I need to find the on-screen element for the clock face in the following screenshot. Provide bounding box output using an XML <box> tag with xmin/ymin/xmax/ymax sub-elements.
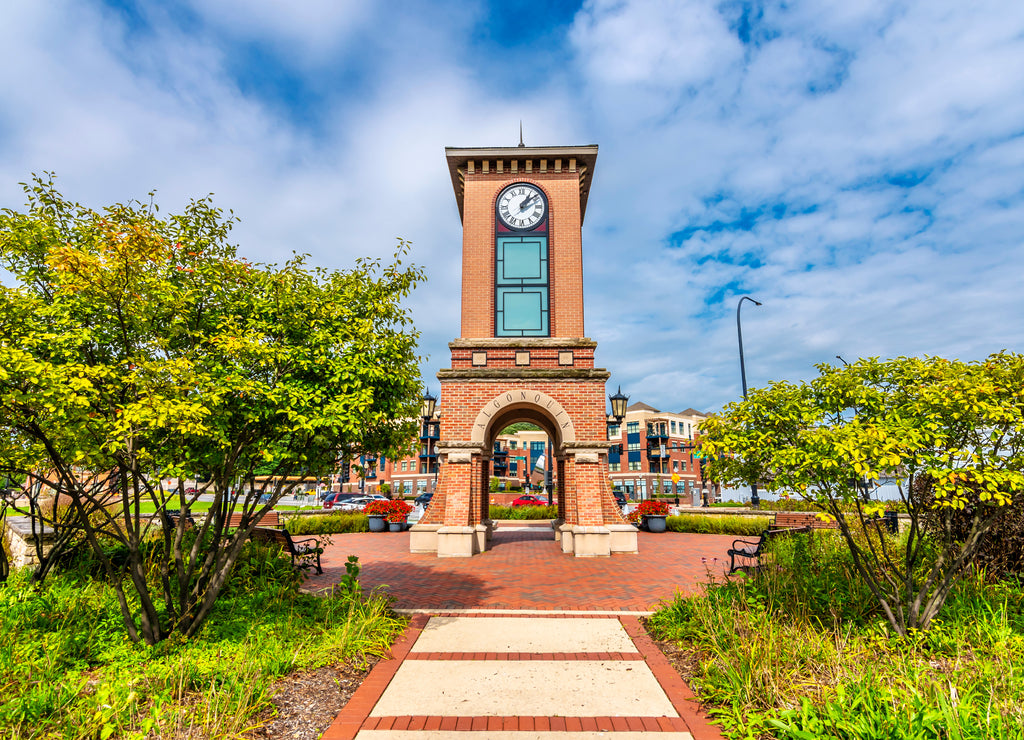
<box><xmin>497</xmin><ymin>183</ymin><xmax>547</xmax><ymax>231</ymax></box>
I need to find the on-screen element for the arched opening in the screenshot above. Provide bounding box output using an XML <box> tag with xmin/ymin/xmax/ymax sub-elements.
<box><xmin>481</xmin><ymin>405</ymin><xmax>562</xmax><ymax>527</ymax></box>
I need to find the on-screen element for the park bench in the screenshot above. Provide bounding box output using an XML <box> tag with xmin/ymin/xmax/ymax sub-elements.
<box><xmin>228</xmin><ymin>511</ymin><xmax>282</xmax><ymax>529</ymax></box>
<box><xmin>771</xmin><ymin>511</ymin><xmax>838</xmax><ymax>530</ymax></box>
<box><xmin>726</xmin><ymin>512</ymin><xmax>836</xmax><ymax>574</ymax></box>
<box><xmin>249</xmin><ymin>527</ymin><xmax>324</xmax><ymax>574</ymax></box>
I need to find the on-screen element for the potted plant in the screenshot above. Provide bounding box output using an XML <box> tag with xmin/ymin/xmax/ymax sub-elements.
<box><xmin>385</xmin><ymin>500</ymin><xmax>413</xmax><ymax>532</ymax></box>
<box><xmin>628</xmin><ymin>499</ymin><xmax>671</xmax><ymax>533</ymax></box>
<box><xmin>364</xmin><ymin>500</ymin><xmax>391</xmax><ymax>532</ymax></box>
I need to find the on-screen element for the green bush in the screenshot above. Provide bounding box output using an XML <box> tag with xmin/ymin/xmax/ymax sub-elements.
<box><xmin>666</xmin><ymin>514</ymin><xmax>770</xmax><ymax>536</ymax></box>
<box><xmin>489</xmin><ymin>504</ymin><xmax>557</xmax><ymax>520</ymax></box>
<box><xmin>284</xmin><ymin>512</ymin><xmax>369</xmax><ymax>535</ymax></box>
<box><xmin>646</xmin><ymin>531</ymin><xmax>1024</xmax><ymax>739</ymax></box>
<box><xmin>0</xmin><ymin>552</ymin><xmax>404</xmax><ymax>739</ymax></box>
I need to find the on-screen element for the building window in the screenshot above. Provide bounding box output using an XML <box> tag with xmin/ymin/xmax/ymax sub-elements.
<box><xmin>626</xmin><ymin>421</ymin><xmax>639</xmax><ymax>435</ymax></box>
<box><xmin>607</xmin><ymin>423</ymin><xmax>620</xmax><ymax>439</ymax></box>
<box><xmin>510</xmin><ymin>441</ymin><xmax>517</xmax><ymax>450</ymax></box>
<box><xmin>670</xmin><ymin>420</ymin><xmax>677</xmax><ymax>433</ymax></box>
<box><xmin>627</xmin><ymin>441</ymin><xmax>641</xmax><ymax>451</ymax></box>
<box><xmin>609</xmin><ymin>462</ymin><xmax>620</xmax><ymax>472</ymax></box>
<box><xmin>628</xmin><ymin>461</ymin><xmax>640</xmax><ymax>471</ymax></box>
<box><xmin>673</xmin><ymin>460</ymin><xmax>679</xmax><ymax>471</ymax></box>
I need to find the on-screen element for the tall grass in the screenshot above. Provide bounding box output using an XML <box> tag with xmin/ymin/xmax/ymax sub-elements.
<box><xmin>0</xmin><ymin>541</ymin><xmax>405</xmax><ymax>739</ymax></box>
<box><xmin>647</xmin><ymin>531</ymin><xmax>1024</xmax><ymax>739</ymax></box>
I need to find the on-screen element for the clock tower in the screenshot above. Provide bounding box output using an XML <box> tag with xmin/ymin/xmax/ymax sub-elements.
<box><xmin>409</xmin><ymin>144</ymin><xmax>638</xmax><ymax>557</ymax></box>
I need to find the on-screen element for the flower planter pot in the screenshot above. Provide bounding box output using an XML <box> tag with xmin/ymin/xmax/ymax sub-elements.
<box><xmin>644</xmin><ymin>515</ymin><xmax>668</xmax><ymax>533</ymax></box>
<box><xmin>368</xmin><ymin>515</ymin><xmax>387</xmax><ymax>532</ymax></box>
<box><xmin>388</xmin><ymin>520</ymin><xmax>406</xmax><ymax>532</ymax></box>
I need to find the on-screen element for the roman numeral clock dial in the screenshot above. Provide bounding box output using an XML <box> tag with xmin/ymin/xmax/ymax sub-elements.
<box><xmin>497</xmin><ymin>183</ymin><xmax>547</xmax><ymax>231</ymax></box>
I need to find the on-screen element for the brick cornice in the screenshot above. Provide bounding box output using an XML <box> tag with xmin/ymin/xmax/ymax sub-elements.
<box><xmin>450</xmin><ymin>337</ymin><xmax>598</xmax><ymax>349</ymax></box>
<box><xmin>437</xmin><ymin>368</ymin><xmax>611</xmax><ymax>381</ymax></box>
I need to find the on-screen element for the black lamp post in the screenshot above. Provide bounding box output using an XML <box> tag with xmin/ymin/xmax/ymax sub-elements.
<box><xmin>421</xmin><ymin>390</ymin><xmax>437</xmax><ymax>493</ymax></box>
<box><xmin>609</xmin><ymin>386</ymin><xmax>629</xmax><ymax>422</ymax></box>
<box><xmin>737</xmin><ymin>295</ymin><xmax>762</xmax><ymax>507</ymax></box>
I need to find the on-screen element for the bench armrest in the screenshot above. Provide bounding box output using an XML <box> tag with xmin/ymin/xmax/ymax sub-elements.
<box><xmin>290</xmin><ymin>536</ymin><xmax>320</xmax><ymax>548</ymax></box>
<box><xmin>731</xmin><ymin>537</ymin><xmax>762</xmax><ymax>549</ymax></box>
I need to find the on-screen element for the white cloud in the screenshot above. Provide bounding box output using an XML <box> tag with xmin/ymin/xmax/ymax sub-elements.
<box><xmin>1</xmin><ymin>0</ymin><xmax>1022</xmax><ymax>414</ymax></box>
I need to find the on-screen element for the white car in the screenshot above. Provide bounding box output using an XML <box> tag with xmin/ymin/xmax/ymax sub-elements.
<box><xmin>336</xmin><ymin>494</ymin><xmax>386</xmax><ymax>511</ymax></box>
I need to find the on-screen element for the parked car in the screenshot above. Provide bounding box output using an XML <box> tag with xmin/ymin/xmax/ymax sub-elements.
<box><xmin>336</xmin><ymin>495</ymin><xmax>382</xmax><ymax>511</ymax></box>
<box><xmin>414</xmin><ymin>492</ymin><xmax>433</xmax><ymax>506</ymax></box>
<box><xmin>613</xmin><ymin>491</ymin><xmax>627</xmax><ymax>507</ymax></box>
<box><xmin>511</xmin><ymin>494</ymin><xmax>547</xmax><ymax>507</ymax></box>
<box><xmin>321</xmin><ymin>492</ymin><xmax>351</xmax><ymax>509</ymax></box>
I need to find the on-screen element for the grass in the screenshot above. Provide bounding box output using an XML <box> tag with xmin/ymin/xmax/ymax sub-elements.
<box><xmin>646</xmin><ymin>530</ymin><xmax>1024</xmax><ymax>739</ymax></box>
<box><xmin>0</xmin><ymin>541</ymin><xmax>404</xmax><ymax>739</ymax></box>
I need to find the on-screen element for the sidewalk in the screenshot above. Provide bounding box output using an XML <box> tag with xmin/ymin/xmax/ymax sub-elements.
<box><xmin>321</xmin><ymin>613</ymin><xmax>724</xmax><ymax>740</ymax></box>
<box><xmin>310</xmin><ymin>525</ymin><xmax>732</xmax><ymax>738</ymax></box>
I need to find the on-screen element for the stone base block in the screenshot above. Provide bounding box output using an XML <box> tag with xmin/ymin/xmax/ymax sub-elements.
<box><xmin>571</xmin><ymin>525</ymin><xmax>611</xmax><ymax>557</ymax></box>
<box><xmin>435</xmin><ymin>525</ymin><xmax>490</xmax><ymax>557</ymax></box>
<box><xmin>558</xmin><ymin>523</ymin><xmax>574</xmax><ymax>553</ymax></box>
<box><xmin>608</xmin><ymin>524</ymin><xmax>639</xmax><ymax>554</ymax></box>
<box><xmin>408</xmin><ymin>523</ymin><xmax>442</xmax><ymax>554</ymax></box>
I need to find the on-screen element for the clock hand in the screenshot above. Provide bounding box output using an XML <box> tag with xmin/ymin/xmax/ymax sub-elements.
<box><xmin>520</xmin><ymin>193</ymin><xmax>538</xmax><ymax>210</ymax></box>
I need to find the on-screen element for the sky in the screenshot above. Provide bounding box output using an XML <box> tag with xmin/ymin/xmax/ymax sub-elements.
<box><xmin>1</xmin><ymin>0</ymin><xmax>1022</xmax><ymax>415</ymax></box>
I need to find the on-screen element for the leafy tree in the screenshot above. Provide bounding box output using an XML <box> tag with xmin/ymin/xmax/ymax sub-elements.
<box><xmin>700</xmin><ymin>353</ymin><xmax>1024</xmax><ymax>634</ymax></box>
<box><xmin>0</xmin><ymin>175</ymin><xmax>424</xmax><ymax>644</ymax></box>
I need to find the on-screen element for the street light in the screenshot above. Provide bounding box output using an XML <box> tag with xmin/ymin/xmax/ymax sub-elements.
<box><xmin>737</xmin><ymin>295</ymin><xmax>762</xmax><ymax>507</ymax></box>
<box><xmin>421</xmin><ymin>389</ymin><xmax>438</xmax><ymax>494</ymax></box>
<box><xmin>609</xmin><ymin>386</ymin><xmax>629</xmax><ymax>422</ymax></box>
<box><xmin>421</xmin><ymin>389</ymin><xmax>437</xmax><ymax>420</ymax></box>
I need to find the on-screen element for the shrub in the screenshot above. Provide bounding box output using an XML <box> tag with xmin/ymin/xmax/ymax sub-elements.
<box><xmin>666</xmin><ymin>514</ymin><xmax>770</xmax><ymax>536</ymax></box>
<box><xmin>284</xmin><ymin>512</ymin><xmax>369</xmax><ymax>535</ymax></box>
<box><xmin>916</xmin><ymin>475</ymin><xmax>1024</xmax><ymax>577</ymax></box>
<box><xmin>489</xmin><ymin>504</ymin><xmax>557</xmax><ymax>520</ymax></box>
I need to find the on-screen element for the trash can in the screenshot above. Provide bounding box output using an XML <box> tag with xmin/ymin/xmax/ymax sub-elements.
<box><xmin>883</xmin><ymin>510</ymin><xmax>898</xmax><ymax>534</ymax></box>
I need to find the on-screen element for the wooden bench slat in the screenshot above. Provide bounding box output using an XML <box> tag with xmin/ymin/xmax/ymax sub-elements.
<box><xmin>228</xmin><ymin>511</ymin><xmax>282</xmax><ymax>529</ymax></box>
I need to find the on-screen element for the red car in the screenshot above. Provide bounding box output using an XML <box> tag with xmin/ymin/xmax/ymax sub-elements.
<box><xmin>511</xmin><ymin>494</ymin><xmax>547</xmax><ymax>507</ymax></box>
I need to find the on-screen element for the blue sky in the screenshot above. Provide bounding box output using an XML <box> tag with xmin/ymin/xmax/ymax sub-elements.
<box><xmin>2</xmin><ymin>0</ymin><xmax>1022</xmax><ymax>413</ymax></box>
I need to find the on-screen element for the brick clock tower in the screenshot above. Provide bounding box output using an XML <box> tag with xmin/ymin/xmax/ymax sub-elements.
<box><xmin>409</xmin><ymin>144</ymin><xmax>638</xmax><ymax>557</ymax></box>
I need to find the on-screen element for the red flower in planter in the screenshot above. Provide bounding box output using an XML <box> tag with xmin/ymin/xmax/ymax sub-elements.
<box><xmin>385</xmin><ymin>500</ymin><xmax>412</xmax><ymax>523</ymax></box>
<box><xmin>627</xmin><ymin>499</ymin><xmax>671</xmax><ymax>525</ymax></box>
<box><xmin>365</xmin><ymin>499</ymin><xmax>413</xmax><ymax>522</ymax></box>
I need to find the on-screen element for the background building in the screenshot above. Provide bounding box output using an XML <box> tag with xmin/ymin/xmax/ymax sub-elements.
<box><xmin>607</xmin><ymin>402</ymin><xmax>718</xmax><ymax>504</ymax></box>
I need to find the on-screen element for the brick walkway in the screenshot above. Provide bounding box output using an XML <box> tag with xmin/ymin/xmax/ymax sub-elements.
<box><xmin>304</xmin><ymin>523</ymin><xmax>735</xmax><ymax>612</ymax></box>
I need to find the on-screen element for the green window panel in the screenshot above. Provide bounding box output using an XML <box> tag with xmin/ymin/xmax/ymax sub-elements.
<box><xmin>496</xmin><ymin>287</ymin><xmax>549</xmax><ymax>336</ymax></box>
<box><xmin>496</xmin><ymin>236</ymin><xmax>547</xmax><ymax>284</ymax></box>
<box><xmin>495</xmin><ymin>234</ymin><xmax>549</xmax><ymax>336</ymax></box>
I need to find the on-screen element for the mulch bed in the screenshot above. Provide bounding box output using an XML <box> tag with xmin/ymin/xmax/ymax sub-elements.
<box><xmin>248</xmin><ymin>657</ymin><xmax>379</xmax><ymax>740</ymax></box>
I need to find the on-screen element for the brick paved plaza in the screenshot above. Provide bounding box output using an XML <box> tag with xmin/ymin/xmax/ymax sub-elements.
<box><xmin>304</xmin><ymin>523</ymin><xmax>736</xmax><ymax>612</ymax></box>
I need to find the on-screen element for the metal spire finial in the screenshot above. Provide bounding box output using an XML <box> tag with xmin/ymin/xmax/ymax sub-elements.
<box><xmin>518</xmin><ymin>121</ymin><xmax>525</xmax><ymax>147</ymax></box>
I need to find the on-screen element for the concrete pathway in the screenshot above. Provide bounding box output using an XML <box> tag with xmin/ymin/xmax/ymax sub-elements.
<box><xmin>311</xmin><ymin>523</ymin><xmax>732</xmax><ymax>738</ymax></box>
